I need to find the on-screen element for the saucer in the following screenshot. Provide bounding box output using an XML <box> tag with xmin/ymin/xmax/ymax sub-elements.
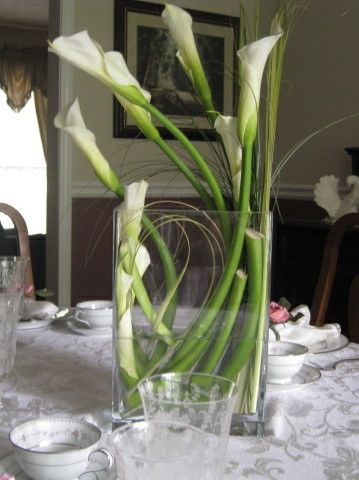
<box><xmin>66</xmin><ymin>318</ymin><xmax>112</xmax><ymax>337</ymax></box>
<box><xmin>0</xmin><ymin>451</ymin><xmax>118</xmax><ymax>479</ymax></box>
<box><xmin>308</xmin><ymin>334</ymin><xmax>349</xmax><ymax>354</ymax></box>
<box><xmin>17</xmin><ymin>308</ymin><xmax>73</xmax><ymax>331</ymax></box>
<box><xmin>267</xmin><ymin>364</ymin><xmax>321</xmax><ymax>391</ymax></box>
<box><xmin>17</xmin><ymin>317</ymin><xmax>54</xmax><ymax>331</ymax></box>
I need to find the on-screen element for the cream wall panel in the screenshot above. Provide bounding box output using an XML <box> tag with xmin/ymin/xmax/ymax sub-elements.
<box><xmin>276</xmin><ymin>0</ymin><xmax>359</xmax><ymax>188</ymax></box>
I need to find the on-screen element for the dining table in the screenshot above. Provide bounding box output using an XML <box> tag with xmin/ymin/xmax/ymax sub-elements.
<box><xmin>0</xmin><ymin>318</ymin><xmax>358</xmax><ymax>479</ymax></box>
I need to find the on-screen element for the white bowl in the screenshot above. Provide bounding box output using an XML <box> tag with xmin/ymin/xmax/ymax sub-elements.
<box><xmin>10</xmin><ymin>418</ymin><xmax>103</xmax><ymax>480</ymax></box>
<box><xmin>267</xmin><ymin>341</ymin><xmax>308</xmax><ymax>384</ymax></box>
<box><xmin>74</xmin><ymin>300</ymin><xmax>113</xmax><ymax>329</ymax></box>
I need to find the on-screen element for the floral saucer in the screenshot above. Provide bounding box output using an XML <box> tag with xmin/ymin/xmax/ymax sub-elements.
<box><xmin>267</xmin><ymin>364</ymin><xmax>321</xmax><ymax>391</ymax></box>
<box><xmin>0</xmin><ymin>451</ymin><xmax>118</xmax><ymax>479</ymax></box>
<box><xmin>66</xmin><ymin>318</ymin><xmax>112</xmax><ymax>337</ymax></box>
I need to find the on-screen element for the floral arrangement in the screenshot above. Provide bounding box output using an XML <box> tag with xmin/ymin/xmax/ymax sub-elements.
<box><xmin>48</xmin><ymin>2</ymin><xmax>305</xmax><ymax>421</ymax></box>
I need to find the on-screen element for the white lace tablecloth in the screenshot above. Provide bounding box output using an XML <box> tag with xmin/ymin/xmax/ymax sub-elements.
<box><xmin>1</xmin><ymin>321</ymin><xmax>358</xmax><ymax>479</ymax></box>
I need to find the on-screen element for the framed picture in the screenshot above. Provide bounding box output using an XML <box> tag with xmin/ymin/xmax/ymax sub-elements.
<box><xmin>113</xmin><ymin>0</ymin><xmax>239</xmax><ymax>139</ymax></box>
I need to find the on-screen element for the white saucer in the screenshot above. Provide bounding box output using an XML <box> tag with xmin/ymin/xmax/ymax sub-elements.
<box><xmin>66</xmin><ymin>318</ymin><xmax>112</xmax><ymax>337</ymax></box>
<box><xmin>308</xmin><ymin>334</ymin><xmax>349</xmax><ymax>354</ymax></box>
<box><xmin>17</xmin><ymin>317</ymin><xmax>54</xmax><ymax>330</ymax></box>
<box><xmin>267</xmin><ymin>364</ymin><xmax>321</xmax><ymax>391</ymax></box>
<box><xmin>0</xmin><ymin>450</ymin><xmax>118</xmax><ymax>479</ymax></box>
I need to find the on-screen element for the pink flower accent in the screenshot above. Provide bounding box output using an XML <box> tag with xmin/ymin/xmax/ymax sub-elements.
<box><xmin>0</xmin><ymin>474</ymin><xmax>16</xmax><ymax>480</ymax></box>
<box><xmin>24</xmin><ymin>283</ymin><xmax>34</xmax><ymax>295</ymax></box>
<box><xmin>269</xmin><ymin>301</ymin><xmax>291</xmax><ymax>324</ymax></box>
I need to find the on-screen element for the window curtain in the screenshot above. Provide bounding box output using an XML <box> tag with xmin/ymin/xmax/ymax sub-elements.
<box><xmin>0</xmin><ymin>46</ymin><xmax>48</xmax><ymax>159</ymax></box>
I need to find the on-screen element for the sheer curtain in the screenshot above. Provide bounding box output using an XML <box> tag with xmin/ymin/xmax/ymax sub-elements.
<box><xmin>0</xmin><ymin>46</ymin><xmax>48</xmax><ymax>234</ymax></box>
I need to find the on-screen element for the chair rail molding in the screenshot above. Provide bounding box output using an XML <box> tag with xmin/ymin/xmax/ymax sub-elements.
<box><xmin>72</xmin><ymin>182</ymin><xmax>316</xmax><ymax>200</ymax></box>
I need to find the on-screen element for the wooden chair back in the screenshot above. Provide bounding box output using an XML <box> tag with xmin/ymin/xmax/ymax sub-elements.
<box><xmin>0</xmin><ymin>202</ymin><xmax>35</xmax><ymax>298</ymax></box>
<box><xmin>310</xmin><ymin>213</ymin><xmax>359</xmax><ymax>337</ymax></box>
<box><xmin>348</xmin><ymin>274</ymin><xmax>359</xmax><ymax>343</ymax></box>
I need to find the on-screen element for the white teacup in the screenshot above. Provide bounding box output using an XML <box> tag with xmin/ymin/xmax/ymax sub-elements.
<box><xmin>74</xmin><ymin>300</ymin><xmax>113</xmax><ymax>329</ymax></box>
<box><xmin>10</xmin><ymin>417</ymin><xmax>113</xmax><ymax>480</ymax></box>
<box><xmin>267</xmin><ymin>340</ymin><xmax>308</xmax><ymax>384</ymax></box>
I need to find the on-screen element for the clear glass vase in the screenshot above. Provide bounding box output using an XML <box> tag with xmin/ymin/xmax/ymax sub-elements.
<box><xmin>112</xmin><ymin>208</ymin><xmax>271</xmax><ymax>436</ymax></box>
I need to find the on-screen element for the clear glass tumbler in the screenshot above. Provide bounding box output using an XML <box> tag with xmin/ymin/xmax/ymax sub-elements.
<box><xmin>110</xmin><ymin>420</ymin><xmax>210</xmax><ymax>480</ymax></box>
<box><xmin>0</xmin><ymin>256</ymin><xmax>28</xmax><ymax>379</ymax></box>
<box><xmin>138</xmin><ymin>372</ymin><xmax>238</xmax><ymax>479</ymax></box>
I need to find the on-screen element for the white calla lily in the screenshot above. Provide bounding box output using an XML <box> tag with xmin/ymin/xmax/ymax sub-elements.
<box><xmin>49</xmin><ymin>31</ymin><xmax>150</xmax><ymax>107</ymax></box>
<box><xmin>116</xmin><ymin>181</ymin><xmax>173</xmax><ymax>341</ymax></box>
<box><xmin>104</xmin><ymin>52</ymin><xmax>159</xmax><ymax>140</ymax></box>
<box><xmin>237</xmin><ymin>31</ymin><xmax>282</xmax><ymax>145</ymax></box>
<box><xmin>49</xmin><ymin>31</ymin><xmax>106</xmax><ymax>80</ymax></box>
<box><xmin>116</xmin><ymin>270</ymin><xmax>138</xmax><ymax>379</ymax></box>
<box><xmin>214</xmin><ymin>115</ymin><xmax>242</xmax><ymax>204</ymax></box>
<box><xmin>55</xmin><ymin>98</ymin><xmax>122</xmax><ymax>195</ymax></box>
<box><xmin>162</xmin><ymin>4</ymin><xmax>213</xmax><ymax>111</ymax></box>
<box><xmin>104</xmin><ymin>51</ymin><xmax>150</xmax><ymax>101</ymax></box>
<box><xmin>130</xmin><ymin>242</ymin><xmax>151</xmax><ymax>277</ymax></box>
<box><xmin>119</xmin><ymin>180</ymin><xmax>148</xmax><ymax>242</ymax></box>
<box><xmin>116</xmin><ymin>180</ymin><xmax>149</xmax><ymax>276</ymax></box>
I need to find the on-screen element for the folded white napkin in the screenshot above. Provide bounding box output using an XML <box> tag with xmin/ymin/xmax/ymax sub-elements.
<box><xmin>269</xmin><ymin>304</ymin><xmax>341</xmax><ymax>347</ymax></box>
<box><xmin>22</xmin><ymin>299</ymin><xmax>58</xmax><ymax>321</ymax></box>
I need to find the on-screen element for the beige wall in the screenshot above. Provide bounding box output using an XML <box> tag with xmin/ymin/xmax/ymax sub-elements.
<box><xmin>277</xmin><ymin>0</ymin><xmax>359</xmax><ymax>191</ymax></box>
<box><xmin>69</xmin><ymin>0</ymin><xmax>359</xmax><ymax>199</ymax></box>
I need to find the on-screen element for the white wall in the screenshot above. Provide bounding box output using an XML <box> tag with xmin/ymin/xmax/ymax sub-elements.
<box><xmin>67</xmin><ymin>0</ymin><xmax>359</xmax><ymax>200</ymax></box>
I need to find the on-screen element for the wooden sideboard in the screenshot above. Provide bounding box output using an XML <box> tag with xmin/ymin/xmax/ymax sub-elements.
<box><xmin>271</xmin><ymin>219</ymin><xmax>359</xmax><ymax>338</ymax></box>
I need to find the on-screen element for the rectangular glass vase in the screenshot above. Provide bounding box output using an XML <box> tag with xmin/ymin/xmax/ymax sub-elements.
<box><xmin>112</xmin><ymin>208</ymin><xmax>271</xmax><ymax>436</ymax></box>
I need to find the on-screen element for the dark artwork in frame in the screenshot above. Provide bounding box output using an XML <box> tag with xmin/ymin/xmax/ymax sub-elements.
<box><xmin>113</xmin><ymin>0</ymin><xmax>239</xmax><ymax>140</ymax></box>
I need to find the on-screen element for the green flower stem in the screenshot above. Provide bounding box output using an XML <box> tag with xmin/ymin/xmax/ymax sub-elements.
<box><xmin>165</xmin><ymin>144</ymin><xmax>254</xmax><ymax>370</ymax></box>
<box><xmin>145</xmin><ymin>212</ymin><xmax>223</xmax><ymax>371</ymax></box>
<box><xmin>154</xmin><ymin>137</ymin><xmax>215</xmax><ymax>210</ymax></box>
<box><xmin>200</xmin><ymin>270</ymin><xmax>247</xmax><ymax>373</ymax></box>
<box><xmin>220</xmin><ymin>228</ymin><xmax>264</xmax><ymax>381</ymax></box>
<box><xmin>145</xmin><ymin>102</ymin><xmax>231</xmax><ymax>248</ymax></box>
<box><xmin>121</xmin><ymin>250</ymin><xmax>173</xmax><ymax>343</ymax></box>
<box><xmin>141</xmin><ymin>214</ymin><xmax>178</xmax><ymax>331</ymax></box>
<box><xmin>248</xmin><ymin>224</ymin><xmax>270</xmax><ymax>412</ymax></box>
<box><xmin>119</xmin><ymin>367</ymin><xmax>139</xmax><ymax>390</ymax></box>
<box><xmin>191</xmin><ymin>64</ymin><xmax>217</xmax><ymax>125</ymax></box>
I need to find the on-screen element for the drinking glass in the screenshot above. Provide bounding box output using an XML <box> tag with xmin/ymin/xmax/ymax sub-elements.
<box><xmin>138</xmin><ymin>372</ymin><xmax>238</xmax><ymax>479</ymax></box>
<box><xmin>0</xmin><ymin>256</ymin><xmax>28</xmax><ymax>379</ymax></box>
<box><xmin>110</xmin><ymin>420</ymin><xmax>209</xmax><ymax>480</ymax></box>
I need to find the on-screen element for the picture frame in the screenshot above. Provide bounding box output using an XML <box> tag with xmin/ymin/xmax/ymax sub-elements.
<box><xmin>113</xmin><ymin>0</ymin><xmax>239</xmax><ymax>140</ymax></box>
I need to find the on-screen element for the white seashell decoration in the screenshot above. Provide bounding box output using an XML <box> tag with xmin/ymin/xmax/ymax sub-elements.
<box><xmin>313</xmin><ymin>175</ymin><xmax>359</xmax><ymax>221</ymax></box>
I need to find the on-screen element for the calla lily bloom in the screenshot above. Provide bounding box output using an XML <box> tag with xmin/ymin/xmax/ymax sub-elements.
<box><xmin>49</xmin><ymin>31</ymin><xmax>150</xmax><ymax>108</ymax></box>
<box><xmin>118</xmin><ymin>180</ymin><xmax>148</xmax><ymax>243</ymax></box>
<box><xmin>162</xmin><ymin>4</ymin><xmax>213</xmax><ymax>112</ymax></box>
<box><xmin>117</xmin><ymin>181</ymin><xmax>172</xmax><ymax>340</ymax></box>
<box><xmin>117</xmin><ymin>181</ymin><xmax>151</xmax><ymax>281</ymax></box>
<box><xmin>237</xmin><ymin>31</ymin><xmax>282</xmax><ymax>145</ymax></box>
<box><xmin>54</xmin><ymin>98</ymin><xmax>123</xmax><ymax>195</ymax></box>
<box><xmin>104</xmin><ymin>52</ymin><xmax>159</xmax><ymax>140</ymax></box>
<box><xmin>116</xmin><ymin>270</ymin><xmax>138</xmax><ymax>379</ymax></box>
<box><xmin>214</xmin><ymin>115</ymin><xmax>242</xmax><ymax>205</ymax></box>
